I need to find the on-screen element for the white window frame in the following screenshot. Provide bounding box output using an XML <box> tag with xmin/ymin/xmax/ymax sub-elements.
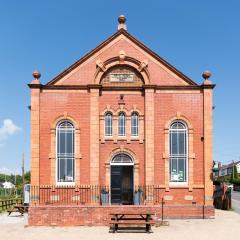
<box><xmin>118</xmin><ymin>112</ymin><xmax>126</xmax><ymax>137</ymax></box>
<box><xmin>169</xmin><ymin>121</ymin><xmax>188</xmax><ymax>185</ymax></box>
<box><xmin>104</xmin><ymin>112</ymin><xmax>113</xmax><ymax>137</ymax></box>
<box><xmin>131</xmin><ymin>112</ymin><xmax>139</xmax><ymax>137</ymax></box>
<box><xmin>56</xmin><ymin>121</ymin><xmax>75</xmax><ymax>185</ymax></box>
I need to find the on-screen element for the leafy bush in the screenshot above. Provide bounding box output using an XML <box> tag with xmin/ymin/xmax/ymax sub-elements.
<box><xmin>232</xmin><ymin>179</ymin><xmax>240</xmax><ymax>186</ymax></box>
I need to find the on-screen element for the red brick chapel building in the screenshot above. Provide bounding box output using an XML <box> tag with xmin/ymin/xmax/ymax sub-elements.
<box><xmin>28</xmin><ymin>16</ymin><xmax>215</xmax><ymax>226</ymax></box>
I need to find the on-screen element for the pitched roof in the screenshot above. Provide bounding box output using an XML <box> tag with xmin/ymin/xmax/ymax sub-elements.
<box><xmin>46</xmin><ymin>29</ymin><xmax>198</xmax><ymax>86</ymax></box>
<box><xmin>220</xmin><ymin>161</ymin><xmax>240</xmax><ymax>169</ymax></box>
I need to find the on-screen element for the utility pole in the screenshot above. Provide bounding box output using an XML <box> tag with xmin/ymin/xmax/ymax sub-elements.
<box><xmin>15</xmin><ymin>171</ymin><xmax>17</xmax><ymax>198</ymax></box>
<box><xmin>232</xmin><ymin>160</ymin><xmax>235</xmax><ymax>180</ymax></box>
<box><xmin>22</xmin><ymin>153</ymin><xmax>25</xmax><ymax>198</ymax></box>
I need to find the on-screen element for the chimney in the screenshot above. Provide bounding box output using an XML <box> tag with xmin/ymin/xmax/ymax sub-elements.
<box><xmin>118</xmin><ymin>15</ymin><xmax>127</xmax><ymax>31</ymax></box>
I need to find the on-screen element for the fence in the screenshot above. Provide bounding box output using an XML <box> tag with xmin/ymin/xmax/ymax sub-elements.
<box><xmin>31</xmin><ymin>185</ymin><xmax>166</xmax><ymax>206</ymax></box>
<box><xmin>0</xmin><ymin>198</ymin><xmax>23</xmax><ymax>212</ymax></box>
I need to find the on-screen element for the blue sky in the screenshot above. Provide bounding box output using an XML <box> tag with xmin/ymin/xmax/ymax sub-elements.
<box><xmin>0</xmin><ymin>0</ymin><xmax>240</xmax><ymax>174</ymax></box>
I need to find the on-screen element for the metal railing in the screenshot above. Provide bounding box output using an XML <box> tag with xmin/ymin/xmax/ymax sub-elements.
<box><xmin>30</xmin><ymin>185</ymin><xmax>166</xmax><ymax>206</ymax></box>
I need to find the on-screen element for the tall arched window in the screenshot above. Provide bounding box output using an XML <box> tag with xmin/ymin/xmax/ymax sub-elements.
<box><xmin>56</xmin><ymin>121</ymin><xmax>75</xmax><ymax>182</ymax></box>
<box><xmin>131</xmin><ymin>112</ymin><xmax>139</xmax><ymax>137</ymax></box>
<box><xmin>169</xmin><ymin>121</ymin><xmax>188</xmax><ymax>182</ymax></box>
<box><xmin>118</xmin><ymin>112</ymin><xmax>126</xmax><ymax>136</ymax></box>
<box><xmin>105</xmin><ymin>112</ymin><xmax>113</xmax><ymax>136</ymax></box>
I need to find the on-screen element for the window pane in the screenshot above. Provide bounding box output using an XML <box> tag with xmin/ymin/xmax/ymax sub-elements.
<box><xmin>169</xmin><ymin>121</ymin><xmax>187</xmax><ymax>182</ymax></box>
<box><xmin>171</xmin><ymin>132</ymin><xmax>178</xmax><ymax>155</ymax></box>
<box><xmin>105</xmin><ymin>113</ymin><xmax>112</xmax><ymax>136</ymax></box>
<box><xmin>66</xmin><ymin>158</ymin><xmax>74</xmax><ymax>181</ymax></box>
<box><xmin>66</xmin><ymin>132</ymin><xmax>73</xmax><ymax>154</ymax></box>
<box><xmin>57</xmin><ymin>121</ymin><xmax>75</xmax><ymax>182</ymax></box>
<box><xmin>118</xmin><ymin>113</ymin><xmax>125</xmax><ymax>136</ymax></box>
<box><xmin>59</xmin><ymin>158</ymin><xmax>65</xmax><ymax>182</ymax></box>
<box><xmin>131</xmin><ymin>113</ymin><xmax>139</xmax><ymax>136</ymax></box>
<box><xmin>170</xmin><ymin>158</ymin><xmax>178</xmax><ymax>181</ymax></box>
<box><xmin>59</xmin><ymin>132</ymin><xmax>66</xmax><ymax>154</ymax></box>
<box><xmin>178</xmin><ymin>132</ymin><xmax>185</xmax><ymax>155</ymax></box>
<box><xmin>178</xmin><ymin>158</ymin><xmax>186</xmax><ymax>181</ymax></box>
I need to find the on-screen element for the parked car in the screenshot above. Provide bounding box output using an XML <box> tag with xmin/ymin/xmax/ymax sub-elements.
<box><xmin>227</xmin><ymin>184</ymin><xmax>233</xmax><ymax>190</ymax></box>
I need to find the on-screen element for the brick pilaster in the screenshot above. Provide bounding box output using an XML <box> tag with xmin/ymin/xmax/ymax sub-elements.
<box><xmin>144</xmin><ymin>89</ymin><xmax>155</xmax><ymax>186</ymax></box>
<box><xmin>90</xmin><ymin>89</ymin><xmax>100</xmax><ymax>185</ymax></box>
<box><xmin>203</xmin><ymin>87</ymin><xmax>214</xmax><ymax>206</ymax></box>
<box><xmin>30</xmin><ymin>88</ymin><xmax>40</xmax><ymax>186</ymax></box>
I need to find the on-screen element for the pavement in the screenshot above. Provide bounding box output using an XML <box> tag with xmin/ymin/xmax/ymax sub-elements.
<box><xmin>1</xmin><ymin>209</ymin><xmax>240</xmax><ymax>240</ymax></box>
<box><xmin>232</xmin><ymin>190</ymin><xmax>240</xmax><ymax>214</ymax></box>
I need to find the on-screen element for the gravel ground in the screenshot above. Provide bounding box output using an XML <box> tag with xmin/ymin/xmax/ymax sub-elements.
<box><xmin>1</xmin><ymin>209</ymin><xmax>240</xmax><ymax>240</ymax></box>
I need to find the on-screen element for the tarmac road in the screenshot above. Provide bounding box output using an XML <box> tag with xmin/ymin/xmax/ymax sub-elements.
<box><xmin>232</xmin><ymin>190</ymin><xmax>240</xmax><ymax>214</ymax></box>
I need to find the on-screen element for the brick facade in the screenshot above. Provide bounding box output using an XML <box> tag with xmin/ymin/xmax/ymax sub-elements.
<box><xmin>28</xmin><ymin>16</ymin><xmax>215</xmax><ymax>225</ymax></box>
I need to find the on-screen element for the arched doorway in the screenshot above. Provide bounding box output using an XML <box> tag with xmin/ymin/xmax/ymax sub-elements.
<box><xmin>110</xmin><ymin>153</ymin><xmax>134</xmax><ymax>205</ymax></box>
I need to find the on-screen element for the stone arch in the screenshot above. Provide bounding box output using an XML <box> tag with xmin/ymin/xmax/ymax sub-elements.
<box><xmin>51</xmin><ymin>113</ymin><xmax>80</xmax><ymax>130</ymax></box>
<box><xmin>100</xmin><ymin>105</ymin><xmax>115</xmax><ymax>116</ymax></box>
<box><xmin>94</xmin><ymin>56</ymin><xmax>150</xmax><ymax>84</ymax></box>
<box><xmin>105</xmin><ymin>147</ymin><xmax>140</xmax><ymax>186</ymax></box>
<box><xmin>164</xmin><ymin>113</ymin><xmax>193</xmax><ymax>131</ymax></box>
<box><xmin>108</xmin><ymin>147</ymin><xmax>138</xmax><ymax>165</ymax></box>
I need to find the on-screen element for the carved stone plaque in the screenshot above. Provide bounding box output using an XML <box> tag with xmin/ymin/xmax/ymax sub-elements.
<box><xmin>110</xmin><ymin>73</ymin><xmax>134</xmax><ymax>82</ymax></box>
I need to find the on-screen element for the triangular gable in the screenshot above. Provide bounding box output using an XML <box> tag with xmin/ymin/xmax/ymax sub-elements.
<box><xmin>46</xmin><ymin>29</ymin><xmax>198</xmax><ymax>86</ymax></box>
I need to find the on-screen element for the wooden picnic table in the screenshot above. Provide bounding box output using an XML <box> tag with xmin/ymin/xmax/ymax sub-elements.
<box><xmin>109</xmin><ymin>212</ymin><xmax>155</xmax><ymax>233</ymax></box>
<box><xmin>7</xmin><ymin>204</ymin><xmax>28</xmax><ymax>216</ymax></box>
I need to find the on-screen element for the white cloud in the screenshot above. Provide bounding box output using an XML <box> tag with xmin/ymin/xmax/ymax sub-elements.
<box><xmin>0</xmin><ymin>119</ymin><xmax>21</xmax><ymax>141</ymax></box>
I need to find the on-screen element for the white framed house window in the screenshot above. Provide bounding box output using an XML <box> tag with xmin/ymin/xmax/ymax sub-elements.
<box><xmin>131</xmin><ymin>112</ymin><xmax>139</xmax><ymax>137</ymax></box>
<box><xmin>56</xmin><ymin>121</ymin><xmax>75</xmax><ymax>183</ymax></box>
<box><xmin>105</xmin><ymin>112</ymin><xmax>113</xmax><ymax>137</ymax></box>
<box><xmin>118</xmin><ymin>112</ymin><xmax>126</xmax><ymax>136</ymax></box>
<box><xmin>169</xmin><ymin>121</ymin><xmax>188</xmax><ymax>183</ymax></box>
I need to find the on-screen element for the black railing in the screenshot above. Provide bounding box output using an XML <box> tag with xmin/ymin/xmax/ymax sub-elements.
<box><xmin>30</xmin><ymin>185</ymin><xmax>166</xmax><ymax>206</ymax></box>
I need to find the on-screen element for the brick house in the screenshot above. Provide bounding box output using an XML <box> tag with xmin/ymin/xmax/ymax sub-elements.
<box><xmin>28</xmin><ymin>16</ymin><xmax>215</xmax><ymax>226</ymax></box>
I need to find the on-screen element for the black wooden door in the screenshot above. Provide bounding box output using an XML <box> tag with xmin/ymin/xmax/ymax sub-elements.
<box><xmin>111</xmin><ymin>166</ymin><xmax>133</xmax><ymax>204</ymax></box>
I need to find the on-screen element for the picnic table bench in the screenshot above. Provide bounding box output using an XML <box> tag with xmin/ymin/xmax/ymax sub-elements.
<box><xmin>109</xmin><ymin>212</ymin><xmax>155</xmax><ymax>233</ymax></box>
<box><xmin>7</xmin><ymin>204</ymin><xmax>28</xmax><ymax>216</ymax></box>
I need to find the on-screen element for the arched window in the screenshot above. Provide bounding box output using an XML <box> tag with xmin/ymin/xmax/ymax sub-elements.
<box><xmin>169</xmin><ymin>121</ymin><xmax>188</xmax><ymax>182</ymax></box>
<box><xmin>56</xmin><ymin>121</ymin><xmax>75</xmax><ymax>182</ymax></box>
<box><xmin>118</xmin><ymin>112</ymin><xmax>126</xmax><ymax>136</ymax></box>
<box><xmin>131</xmin><ymin>112</ymin><xmax>139</xmax><ymax>137</ymax></box>
<box><xmin>105</xmin><ymin>112</ymin><xmax>113</xmax><ymax>136</ymax></box>
<box><xmin>111</xmin><ymin>153</ymin><xmax>133</xmax><ymax>165</ymax></box>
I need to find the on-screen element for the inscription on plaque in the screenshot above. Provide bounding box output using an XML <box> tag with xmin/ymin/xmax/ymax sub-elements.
<box><xmin>110</xmin><ymin>73</ymin><xmax>134</xmax><ymax>82</ymax></box>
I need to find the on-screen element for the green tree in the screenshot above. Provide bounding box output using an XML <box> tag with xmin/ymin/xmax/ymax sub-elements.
<box><xmin>230</xmin><ymin>165</ymin><xmax>238</xmax><ymax>183</ymax></box>
<box><xmin>24</xmin><ymin>171</ymin><xmax>31</xmax><ymax>184</ymax></box>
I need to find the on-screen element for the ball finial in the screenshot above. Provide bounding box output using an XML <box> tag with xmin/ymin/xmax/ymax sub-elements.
<box><xmin>202</xmin><ymin>70</ymin><xmax>212</xmax><ymax>80</ymax></box>
<box><xmin>118</xmin><ymin>15</ymin><xmax>126</xmax><ymax>24</ymax></box>
<box><xmin>32</xmin><ymin>70</ymin><xmax>41</xmax><ymax>79</ymax></box>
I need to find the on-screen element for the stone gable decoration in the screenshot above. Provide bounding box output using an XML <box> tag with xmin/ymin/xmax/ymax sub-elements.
<box><xmin>28</xmin><ymin>15</ymin><xmax>215</xmax><ymax>226</ymax></box>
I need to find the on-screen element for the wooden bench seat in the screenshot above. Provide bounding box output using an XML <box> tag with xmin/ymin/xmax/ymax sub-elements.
<box><xmin>109</xmin><ymin>221</ymin><xmax>156</xmax><ymax>225</ymax></box>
